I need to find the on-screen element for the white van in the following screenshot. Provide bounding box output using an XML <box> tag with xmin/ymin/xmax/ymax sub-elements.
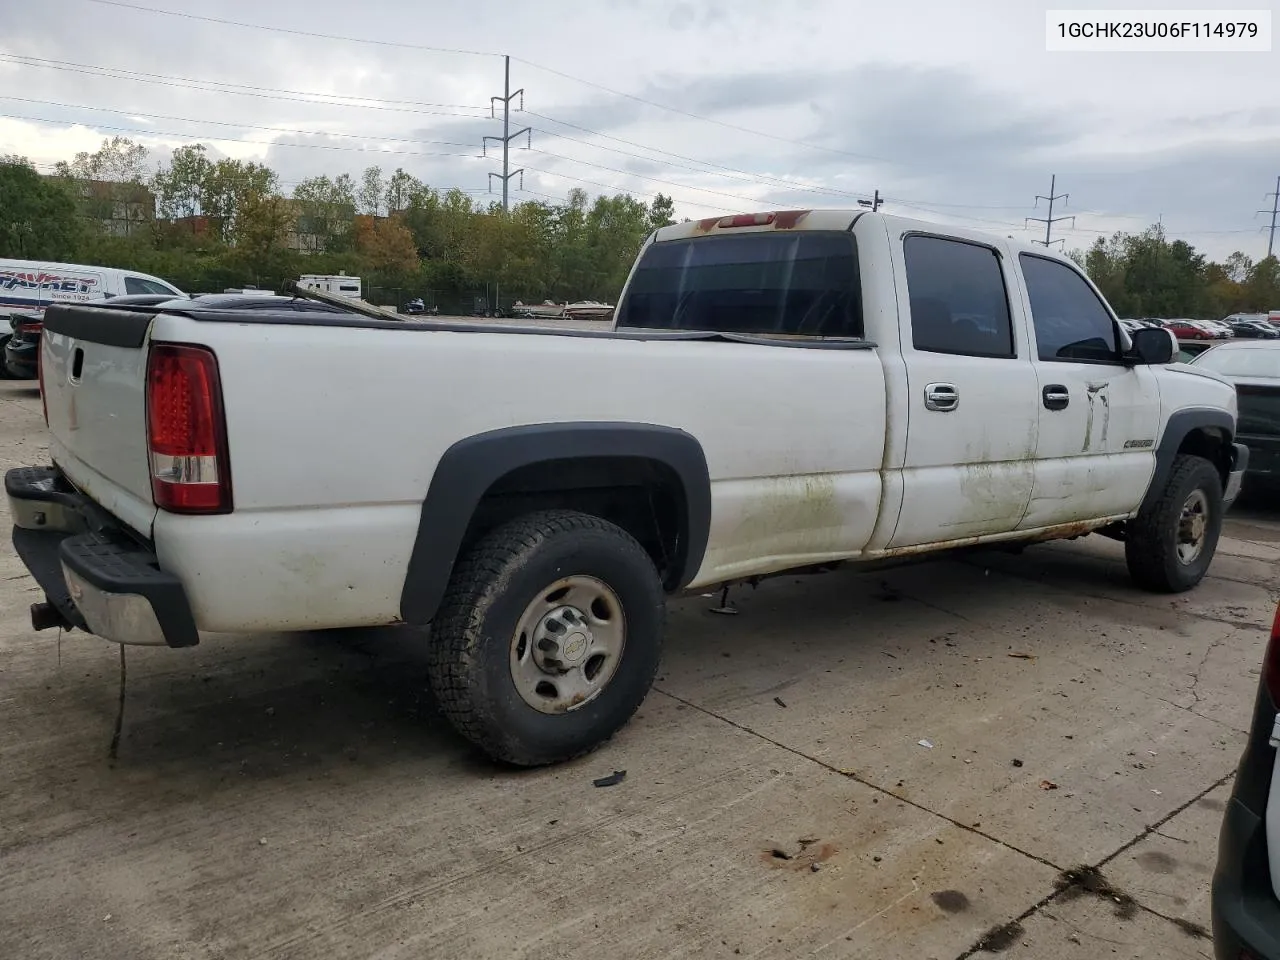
<box><xmin>0</xmin><ymin>258</ymin><xmax>184</xmax><ymax>318</ymax></box>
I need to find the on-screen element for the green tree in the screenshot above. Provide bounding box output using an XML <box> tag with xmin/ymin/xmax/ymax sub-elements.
<box><xmin>359</xmin><ymin>165</ymin><xmax>385</xmax><ymax>217</ymax></box>
<box><xmin>202</xmin><ymin>159</ymin><xmax>279</xmax><ymax>245</ymax></box>
<box><xmin>646</xmin><ymin>193</ymin><xmax>677</xmax><ymax>233</ymax></box>
<box><xmin>0</xmin><ymin>156</ymin><xmax>84</xmax><ymax>259</ymax></box>
<box><xmin>384</xmin><ymin>168</ymin><xmax>422</xmax><ymax>215</ymax></box>
<box><xmin>52</xmin><ymin>135</ymin><xmax>151</xmax><ymax>235</ymax></box>
<box><xmin>292</xmin><ymin>175</ymin><xmax>356</xmax><ymax>253</ymax></box>
<box><xmin>152</xmin><ymin>144</ymin><xmax>215</xmax><ymax>221</ymax></box>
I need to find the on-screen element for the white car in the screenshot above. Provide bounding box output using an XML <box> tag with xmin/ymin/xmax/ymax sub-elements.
<box><xmin>6</xmin><ymin>209</ymin><xmax>1246</xmax><ymax>766</ymax></box>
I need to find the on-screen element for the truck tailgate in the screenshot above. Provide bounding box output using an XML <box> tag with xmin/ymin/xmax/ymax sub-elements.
<box><xmin>41</xmin><ymin>305</ymin><xmax>157</xmax><ymax>539</ymax></box>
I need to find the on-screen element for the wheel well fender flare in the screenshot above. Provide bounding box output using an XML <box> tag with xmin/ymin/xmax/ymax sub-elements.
<box><xmin>399</xmin><ymin>422</ymin><xmax>712</xmax><ymax>625</ymax></box>
<box><xmin>1139</xmin><ymin>407</ymin><xmax>1234</xmax><ymax>515</ymax></box>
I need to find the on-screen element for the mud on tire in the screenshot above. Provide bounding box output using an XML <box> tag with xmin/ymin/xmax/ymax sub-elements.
<box><xmin>426</xmin><ymin>509</ymin><xmax>665</xmax><ymax>767</ymax></box>
<box><xmin>1125</xmin><ymin>454</ymin><xmax>1223</xmax><ymax>593</ymax></box>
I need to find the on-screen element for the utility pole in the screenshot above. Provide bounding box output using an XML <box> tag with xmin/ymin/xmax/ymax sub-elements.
<box><xmin>1260</xmin><ymin>175</ymin><xmax>1280</xmax><ymax>260</ymax></box>
<box><xmin>857</xmin><ymin>189</ymin><xmax>882</xmax><ymax>211</ymax></box>
<box><xmin>482</xmin><ymin>55</ymin><xmax>531</xmax><ymax>213</ymax></box>
<box><xmin>1026</xmin><ymin>174</ymin><xmax>1074</xmax><ymax>248</ymax></box>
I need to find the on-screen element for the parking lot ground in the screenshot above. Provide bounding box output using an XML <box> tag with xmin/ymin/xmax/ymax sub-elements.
<box><xmin>0</xmin><ymin>379</ymin><xmax>1276</xmax><ymax>959</ymax></box>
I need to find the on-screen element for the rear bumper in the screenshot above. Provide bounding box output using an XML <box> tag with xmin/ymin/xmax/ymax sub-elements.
<box><xmin>6</xmin><ymin>466</ymin><xmax>198</xmax><ymax>647</ymax></box>
<box><xmin>1212</xmin><ymin>797</ymin><xmax>1280</xmax><ymax>960</ymax></box>
<box><xmin>1225</xmin><ymin>442</ymin><xmax>1250</xmax><ymax>507</ymax></box>
<box><xmin>3</xmin><ymin>336</ymin><xmax>37</xmax><ymax>379</ymax></box>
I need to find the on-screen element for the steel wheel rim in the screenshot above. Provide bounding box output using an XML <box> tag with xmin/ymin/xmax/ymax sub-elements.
<box><xmin>1176</xmin><ymin>489</ymin><xmax>1209</xmax><ymax>565</ymax></box>
<box><xmin>510</xmin><ymin>575</ymin><xmax>626</xmax><ymax>715</ymax></box>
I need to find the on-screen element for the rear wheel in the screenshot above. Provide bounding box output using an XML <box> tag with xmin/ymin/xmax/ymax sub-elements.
<box><xmin>426</xmin><ymin>509</ymin><xmax>664</xmax><ymax>766</ymax></box>
<box><xmin>1125</xmin><ymin>454</ymin><xmax>1223</xmax><ymax>593</ymax></box>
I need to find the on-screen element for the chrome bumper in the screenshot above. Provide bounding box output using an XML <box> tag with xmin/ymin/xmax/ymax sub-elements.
<box><xmin>7</xmin><ymin>466</ymin><xmax>199</xmax><ymax>647</ymax></box>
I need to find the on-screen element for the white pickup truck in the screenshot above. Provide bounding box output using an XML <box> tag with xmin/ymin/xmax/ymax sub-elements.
<box><xmin>6</xmin><ymin>210</ymin><xmax>1247</xmax><ymax>766</ymax></box>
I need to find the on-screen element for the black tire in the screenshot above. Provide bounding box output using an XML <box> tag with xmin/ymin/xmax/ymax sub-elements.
<box><xmin>426</xmin><ymin>509</ymin><xmax>665</xmax><ymax>766</ymax></box>
<box><xmin>1125</xmin><ymin>454</ymin><xmax>1223</xmax><ymax>593</ymax></box>
<box><xmin>0</xmin><ymin>335</ymin><xmax>11</xmax><ymax>379</ymax></box>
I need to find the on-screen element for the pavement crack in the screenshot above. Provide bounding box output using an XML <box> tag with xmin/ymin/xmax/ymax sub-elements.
<box><xmin>650</xmin><ymin>686</ymin><xmax>1062</xmax><ymax>873</ymax></box>
<box><xmin>1188</xmin><ymin>631</ymin><xmax>1233</xmax><ymax>706</ymax></box>
<box><xmin>952</xmin><ymin>771</ymin><xmax>1235</xmax><ymax>958</ymax></box>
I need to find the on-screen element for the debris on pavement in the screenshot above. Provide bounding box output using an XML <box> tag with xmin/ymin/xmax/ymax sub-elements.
<box><xmin>1012</xmin><ymin>759</ymin><xmax>1024</xmax><ymax>768</ymax></box>
<box><xmin>773</xmin><ymin>696</ymin><xmax>787</xmax><ymax>708</ymax></box>
<box><xmin>1040</xmin><ymin>779</ymin><xmax>1059</xmax><ymax>790</ymax></box>
<box><xmin>1055</xmin><ymin>865</ymin><xmax>1138</xmax><ymax>919</ymax></box>
<box><xmin>708</xmin><ymin>585</ymin><xmax>737</xmax><ymax>615</ymax></box>
<box><xmin>918</xmin><ymin>739</ymin><xmax>934</xmax><ymax>749</ymax></box>
<box><xmin>592</xmin><ymin>770</ymin><xmax>627</xmax><ymax>788</ymax></box>
<box><xmin>1007</xmin><ymin>652</ymin><xmax>1037</xmax><ymax>660</ymax></box>
<box><xmin>972</xmin><ymin>919</ymin><xmax>1024</xmax><ymax>952</ymax></box>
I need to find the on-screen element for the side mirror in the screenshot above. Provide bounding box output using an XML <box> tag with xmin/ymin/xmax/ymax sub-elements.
<box><xmin>1124</xmin><ymin>326</ymin><xmax>1175</xmax><ymax>365</ymax></box>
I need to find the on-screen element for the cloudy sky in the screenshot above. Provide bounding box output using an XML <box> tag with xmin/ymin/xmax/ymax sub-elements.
<box><xmin>0</xmin><ymin>0</ymin><xmax>1275</xmax><ymax>260</ymax></box>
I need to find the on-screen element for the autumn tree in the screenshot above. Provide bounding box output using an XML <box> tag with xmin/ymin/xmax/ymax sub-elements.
<box><xmin>358</xmin><ymin>216</ymin><xmax>419</xmax><ymax>284</ymax></box>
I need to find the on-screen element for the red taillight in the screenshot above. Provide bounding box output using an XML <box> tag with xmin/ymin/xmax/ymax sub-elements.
<box><xmin>18</xmin><ymin>322</ymin><xmax>42</xmax><ymax>335</ymax></box>
<box><xmin>719</xmin><ymin>213</ymin><xmax>776</xmax><ymax>228</ymax></box>
<box><xmin>1264</xmin><ymin>604</ymin><xmax>1280</xmax><ymax>703</ymax></box>
<box><xmin>145</xmin><ymin>343</ymin><xmax>232</xmax><ymax>514</ymax></box>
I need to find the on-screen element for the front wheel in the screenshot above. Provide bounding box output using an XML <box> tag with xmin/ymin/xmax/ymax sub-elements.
<box><xmin>426</xmin><ymin>509</ymin><xmax>665</xmax><ymax>766</ymax></box>
<box><xmin>1125</xmin><ymin>454</ymin><xmax>1223</xmax><ymax>593</ymax></box>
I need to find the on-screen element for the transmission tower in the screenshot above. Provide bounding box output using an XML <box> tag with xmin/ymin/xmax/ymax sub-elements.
<box><xmin>1261</xmin><ymin>175</ymin><xmax>1279</xmax><ymax>260</ymax></box>
<box><xmin>1026</xmin><ymin>175</ymin><xmax>1074</xmax><ymax>248</ymax></box>
<box><xmin>482</xmin><ymin>55</ymin><xmax>531</xmax><ymax>213</ymax></box>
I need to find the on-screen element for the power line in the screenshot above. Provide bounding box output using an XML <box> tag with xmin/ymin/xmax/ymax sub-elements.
<box><xmin>76</xmin><ymin>0</ymin><xmax>892</xmax><ymax>167</ymax></box>
<box><xmin>0</xmin><ymin>54</ymin><xmax>490</xmax><ymax>115</ymax></box>
<box><xmin>520</xmin><ymin>163</ymin><xmax>755</xmax><ymax>215</ymax></box>
<box><xmin>0</xmin><ymin>96</ymin><xmax>479</xmax><ymax>149</ymax></box>
<box><xmin>1025</xmin><ymin>174</ymin><xmax>1074</xmax><ymax>248</ymax></box>
<box><xmin>80</xmin><ymin>0</ymin><xmax>497</xmax><ymax>58</ymax></box>
<box><xmin>0</xmin><ymin>111</ymin><xmax>488</xmax><ymax>162</ymax></box>
<box><xmin>521</xmin><ymin>109</ymin><xmax>875</xmax><ymax>205</ymax></box>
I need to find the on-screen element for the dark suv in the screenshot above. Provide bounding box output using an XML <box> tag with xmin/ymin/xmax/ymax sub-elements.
<box><xmin>1213</xmin><ymin>601</ymin><xmax>1280</xmax><ymax>958</ymax></box>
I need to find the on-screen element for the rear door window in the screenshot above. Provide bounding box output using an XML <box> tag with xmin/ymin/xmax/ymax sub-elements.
<box><xmin>616</xmin><ymin>231</ymin><xmax>863</xmax><ymax>337</ymax></box>
<box><xmin>903</xmin><ymin>235</ymin><xmax>1015</xmax><ymax>358</ymax></box>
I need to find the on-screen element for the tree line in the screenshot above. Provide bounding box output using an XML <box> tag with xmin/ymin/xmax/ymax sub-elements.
<box><xmin>0</xmin><ymin>137</ymin><xmax>677</xmax><ymax>310</ymax></box>
<box><xmin>1</xmin><ymin>135</ymin><xmax>1277</xmax><ymax>317</ymax></box>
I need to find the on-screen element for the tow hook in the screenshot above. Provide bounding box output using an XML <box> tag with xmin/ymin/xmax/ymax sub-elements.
<box><xmin>30</xmin><ymin>600</ymin><xmax>71</xmax><ymax>632</ymax></box>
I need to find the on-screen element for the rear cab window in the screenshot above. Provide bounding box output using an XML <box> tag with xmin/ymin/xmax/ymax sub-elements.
<box><xmin>615</xmin><ymin>231</ymin><xmax>864</xmax><ymax>338</ymax></box>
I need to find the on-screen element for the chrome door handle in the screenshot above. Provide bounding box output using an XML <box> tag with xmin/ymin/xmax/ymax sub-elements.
<box><xmin>924</xmin><ymin>382</ymin><xmax>959</xmax><ymax>412</ymax></box>
<box><xmin>1042</xmin><ymin>385</ymin><xmax>1070</xmax><ymax>410</ymax></box>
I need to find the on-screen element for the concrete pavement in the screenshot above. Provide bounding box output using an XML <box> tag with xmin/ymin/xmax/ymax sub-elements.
<box><xmin>0</xmin><ymin>379</ymin><xmax>1274</xmax><ymax>959</ymax></box>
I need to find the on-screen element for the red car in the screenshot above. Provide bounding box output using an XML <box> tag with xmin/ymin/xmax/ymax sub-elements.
<box><xmin>1164</xmin><ymin>320</ymin><xmax>1215</xmax><ymax>340</ymax></box>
